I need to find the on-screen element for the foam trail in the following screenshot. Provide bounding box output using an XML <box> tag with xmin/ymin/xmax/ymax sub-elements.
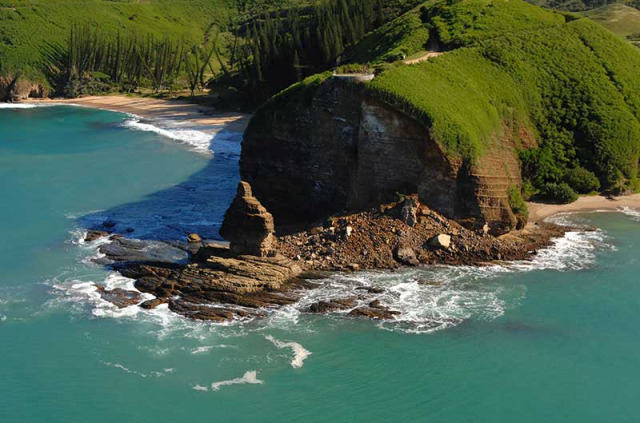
<box><xmin>620</xmin><ymin>206</ymin><xmax>640</xmax><ymax>222</ymax></box>
<box><xmin>210</xmin><ymin>371</ymin><xmax>264</xmax><ymax>391</ymax></box>
<box><xmin>122</xmin><ymin>119</ymin><xmax>213</xmax><ymax>155</ymax></box>
<box><xmin>191</xmin><ymin>346</ymin><xmax>214</xmax><ymax>355</ymax></box>
<box><xmin>104</xmin><ymin>362</ymin><xmax>173</xmax><ymax>378</ymax></box>
<box><xmin>192</xmin><ymin>385</ymin><xmax>209</xmax><ymax>392</ymax></box>
<box><xmin>265</xmin><ymin>335</ymin><xmax>312</xmax><ymax>368</ymax></box>
<box><xmin>0</xmin><ymin>315</ymin><xmax>6</xmax><ymax>322</ymax></box>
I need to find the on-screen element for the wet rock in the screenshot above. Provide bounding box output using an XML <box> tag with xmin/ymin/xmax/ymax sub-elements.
<box><xmin>355</xmin><ymin>286</ymin><xmax>385</xmax><ymax>294</ymax></box>
<box><xmin>97</xmin><ymin>287</ymin><xmax>141</xmax><ymax>308</ymax></box>
<box><xmin>114</xmin><ymin>250</ymin><xmax>303</xmax><ymax>321</ymax></box>
<box><xmin>348</xmin><ymin>307</ymin><xmax>399</xmax><ymax>320</ymax></box>
<box><xmin>99</xmin><ymin>238</ymin><xmax>189</xmax><ymax>263</ymax></box>
<box><xmin>85</xmin><ymin>230</ymin><xmax>109</xmax><ymax>242</ymax></box>
<box><xmin>187</xmin><ymin>233</ymin><xmax>202</xmax><ymax>243</ymax></box>
<box><xmin>139</xmin><ymin>298</ymin><xmax>166</xmax><ymax>310</ymax></box>
<box><xmin>219</xmin><ymin>181</ymin><xmax>275</xmax><ymax>257</ymax></box>
<box><xmin>103</xmin><ymin>219</ymin><xmax>117</xmax><ymax>229</ymax></box>
<box><xmin>309</xmin><ymin>298</ymin><xmax>356</xmax><ymax>313</ymax></box>
<box><xmin>369</xmin><ymin>299</ymin><xmax>382</xmax><ymax>308</ymax></box>
<box><xmin>168</xmin><ymin>299</ymin><xmax>249</xmax><ymax>322</ymax></box>
<box><xmin>428</xmin><ymin>234</ymin><xmax>451</xmax><ymax>250</ymax></box>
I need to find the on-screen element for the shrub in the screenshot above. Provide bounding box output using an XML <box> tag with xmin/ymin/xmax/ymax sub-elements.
<box><xmin>521</xmin><ymin>180</ymin><xmax>537</xmax><ymax>201</ymax></box>
<box><xmin>508</xmin><ymin>185</ymin><xmax>529</xmax><ymax>218</ymax></box>
<box><xmin>564</xmin><ymin>166</ymin><xmax>600</xmax><ymax>194</ymax></box>
<box><xmin>539</xmin><ymin>182</ymin><xmax>579</xmax><ymax>204</ymax></box>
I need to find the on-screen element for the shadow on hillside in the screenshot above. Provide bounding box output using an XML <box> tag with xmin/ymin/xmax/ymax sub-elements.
<box><xmin>76</xmin><ymin>130</ymin><xmax>242</xmax><ymax>242</ymax></box>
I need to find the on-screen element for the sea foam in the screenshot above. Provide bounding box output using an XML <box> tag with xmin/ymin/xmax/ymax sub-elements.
<box><xmin>104</xmin><ymin>362</ymin><xmax>174</xmax><ymax>378</ymax></box>
<box><xmin>264</xmin><ymin>335</ymin><xmax>312</xmax><ymax>368</ymax></box>
<box><xmin>276</xmin><ymin>227</ymin><xmax>612</xmax><ymax>334</ymax></box>
<box><xmin>209</xmin><ymin>371</ymin><xmax>264</xmax><ymax>391</ymax></box>
<box><xmin>122</xmin><ymin>118</ymin><xmax>214</xmax><ymax>155</ymax></box>
<box><xmin>620</xmin><ymin>206</ymin><xmax>640</xmax><ymax>222</ymax></box>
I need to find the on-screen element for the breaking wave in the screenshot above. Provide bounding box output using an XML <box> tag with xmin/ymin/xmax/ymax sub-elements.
<box><xmin>51</xmin><ymin>222</ymin><xmax>613</xmax><ymax>336</ymax></box>
<box><xmin>270</xmin><ymin>227</ymin><xmax>612</xmax><ymax>334</ymax></box>
<box><xmin>265</xmin><ymin>335</ymin><xmax>312</xmax><ymax>368</ymax></box>
<box><xmin>0</xmin><ymin>103</ymin><xmax>38</xmax><ymax>109</ymax></box>
<box><xmin>122</xmin><ymin>118</ymin><xmax>214</xmax><ymax>155</ymax></box>
<box><xmin>620</xmin><ymin>206</ymin><xmax>640</xmax><ymax>222</ymax></box>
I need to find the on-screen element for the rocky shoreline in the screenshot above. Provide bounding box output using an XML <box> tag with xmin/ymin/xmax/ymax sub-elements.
<box><xmin>86</xmin><ymin>181</ymin><xmax>574</xmax><ymax>323</ymax></box>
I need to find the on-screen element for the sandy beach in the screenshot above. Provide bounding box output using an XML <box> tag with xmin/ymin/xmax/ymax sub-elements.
<box><xmin>25</xmin><ymin>95</ymin><xmax>250</xmax><ymax>133</ymax></box>
<box><xmin>529</xmin><ymin>194</ymin><xmax>640</xmax><ymax>222</ymax></box>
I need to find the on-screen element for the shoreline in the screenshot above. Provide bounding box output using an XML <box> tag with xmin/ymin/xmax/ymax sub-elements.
<box><xmin>528</xmin><ymin>194</ymin><xmax>640</xmax><ymax>223</ymax></box>
<box><xmin>22</xmin><ymin>95</ymin><xmax>251</xmax><ymax>133</ymax></box>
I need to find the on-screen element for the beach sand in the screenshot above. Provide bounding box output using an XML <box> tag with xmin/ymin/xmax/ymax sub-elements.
<box><xmin>25</xmin><ymin>95</ymin><xmax>250</xmax><ymax>133</ymax></box>
<box><xmin>528</xmin><ymin>194</ymin><xmax>640</xmax><ymax>222</ymax></box>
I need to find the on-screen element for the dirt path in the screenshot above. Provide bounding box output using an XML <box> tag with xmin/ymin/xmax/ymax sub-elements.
<box><xmin>403</xmin><ymin>51</ymin><xmax>445</xmax><ymax>65</ymax></box>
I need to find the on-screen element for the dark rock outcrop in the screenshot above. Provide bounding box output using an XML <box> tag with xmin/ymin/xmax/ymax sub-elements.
<box><xmin>242</xmin><ymin>79</ymin><xmax>526</xmax><ymax>234</ymax></box>
<box><xmin>85</xmin><ymin>230</ymin><xmax>109</xmax><ymax>242</ymax></box>
<box><xmin>219</xmin><ymin>182</ymin><xmax>275</xmax><ymax>257</ymax></box>
<box><xmin>97</xmin><ymin>287</ymin><xmax>141</xmax><ymax>308</ymax></box>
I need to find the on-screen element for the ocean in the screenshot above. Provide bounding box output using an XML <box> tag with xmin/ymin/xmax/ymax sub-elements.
<box><xmin>1</xmin><ymin>104</ymin><xmax>639</xmax><ymax>422</ymax></box>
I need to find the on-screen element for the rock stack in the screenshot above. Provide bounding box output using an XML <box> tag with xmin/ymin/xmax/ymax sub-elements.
<box><xmin>219</xmin><ymin>181</ymin><xmax>275</xmax><ymax>257</ymax></box>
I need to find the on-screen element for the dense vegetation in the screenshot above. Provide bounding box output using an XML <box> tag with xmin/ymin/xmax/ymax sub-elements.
<box><xmin>230</xmin><ymin>0</ymin><xmax>423</xmax><ymax>101</ymax></box>
<box><xmin>0</xmin><ymin>0</ymin><xmax>233</xmax><ymax>83</ymax></box>
<box><xmin>0</xmin><ymin>0</ymin><xmax>423</xmax><ymax>103</ymax></box>
<box><xmin>276</xmin><ymin>0</ymin><xmax>640</xmax><ymax>198</ymax></box>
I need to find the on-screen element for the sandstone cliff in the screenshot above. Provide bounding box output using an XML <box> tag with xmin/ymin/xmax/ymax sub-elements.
<box><xmin>0</xmin><ymin>76</ymin><xmax>48</xmax><ymax>102</ymax></box>
<box><xmin>241</xmin><ymin>78</ymin><xmax>526</xmax><ymax>235</ymax></box>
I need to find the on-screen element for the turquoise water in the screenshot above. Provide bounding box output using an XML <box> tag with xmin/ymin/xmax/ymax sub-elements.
<box><xmin>1</xmin><ymin>105</ymin><xmax>639</xmax><ymax>423</ymax></box>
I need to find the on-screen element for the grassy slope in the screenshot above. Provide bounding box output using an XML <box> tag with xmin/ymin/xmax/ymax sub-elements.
<box><xmin>344</xmin><ymin>7</ymin><xmax>430</xmax><ymax>64</ymax></box>
<box><xmin>0</xmin><ymin>0</ymin><xmax>236</xmax><ymax>79</ymax></box>
<box><xmin>580</xmin><ymin>3</ymin><xmax>640</xmax><ymax>43</ymax></box>
<box><xmin>285</xmin><ymin>0</ymin><xmax>640</xmax><ymax>189</ymax></box>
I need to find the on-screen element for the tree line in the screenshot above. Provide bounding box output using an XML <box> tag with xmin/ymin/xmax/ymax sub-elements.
<box><xmin>232</xmin><ymin>0</ymin><xmax>385</xmax><ymax>94</ymax></box>
<box><xmin>47</xmin><ymin>24</ymin><xmax>223</xmax><ymax>97</ymax></box>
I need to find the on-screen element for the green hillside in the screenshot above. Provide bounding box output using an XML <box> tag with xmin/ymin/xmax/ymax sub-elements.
<box><xmin>580</xmin><ymin>3</ymin><xmax>640</xmax><ymax>45</ymax></box>
<box><xmin>270</xmin><ymin>0</ymin><xmax>640</xmax><ymax>195</ymax></box>
<box><xmin>0</xmin><ymin>0</ymin><xmax>237</xmax><ymax>80</ymax></box>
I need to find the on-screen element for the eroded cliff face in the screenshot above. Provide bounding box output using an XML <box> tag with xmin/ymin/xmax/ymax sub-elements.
<box><xmin>241</xmin><ymin>79</ymin><xmax>524</xmax><ymax>234</ymax></box>
<box><xmin>0</xmin><ymin>76</ymin><xmax>48</xmax><ymax>102</ymax></box>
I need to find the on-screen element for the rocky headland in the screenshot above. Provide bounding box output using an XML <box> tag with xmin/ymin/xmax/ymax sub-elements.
<box><xmin>90</xmin><ymin>180</ymin><xmax>570</xmax><ymax>322</ymax></box>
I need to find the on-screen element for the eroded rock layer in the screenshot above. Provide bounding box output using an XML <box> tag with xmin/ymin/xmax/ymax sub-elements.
<box><xmin>242</xmin><ymin>79</ymin><xmax>526</xmax><ymax>234</ymax></box>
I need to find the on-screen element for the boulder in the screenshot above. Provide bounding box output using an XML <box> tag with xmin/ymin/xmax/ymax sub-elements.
<box><xmin>219</xmin><ymin>181</ymin><xmax>275</xmax><ymax>257</ymax></box>
<box><xmin>400</xmin><ymin>196</ymin><xmax>419</xmax><ymax>227</ymax></box>
<box><xmin>187</xmin><ymin>233</ymin><xmax>202</xmax><ymax>243</ymax></box>
<box><xmin>428</xmin><ymin>234</ymin><xmax>451</xmax><ymax>250</ymax></box>
<box><xmin>394</xmin><ymin>243</ymin><xmax>419</xmax><ymax>266</ymax></box>
<box><xmin>140</xmin><ymin>298</ymin><xmax>166</xmax><ymax>310</ymax></box>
